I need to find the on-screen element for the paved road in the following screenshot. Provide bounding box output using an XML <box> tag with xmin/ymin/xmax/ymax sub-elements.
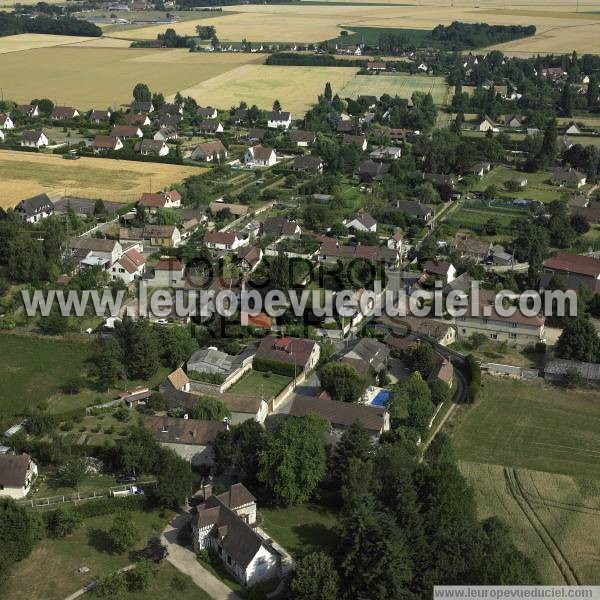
<box><xmin>161</xmin><ymin>512</ymin><xmax>242</xmax><ymax>600</ymax></box>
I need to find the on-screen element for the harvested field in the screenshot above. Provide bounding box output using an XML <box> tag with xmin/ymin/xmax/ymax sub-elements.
<box><xmin>0</xmin><ymin>151</ymin><xmax>202</xmax><ymax>205</ymax></box>
<box><xmin>175</xmin><ymin>64</ymin><xmax>358</xmax><ymax>114</ymax></box>
<box><xmin>106</xmin><ymin>2</ymin><xmax>600</xmax><ymax>53</ymax></box>
<box><xmin>461</xmin><ymin>461</ymin><xmax>600</xmax><ymax>585</ymax></box>
<box><xmin>340</xmin><ymin>73</ymin><xmax>450</xmax><ymax>105</ymax></box>
<box><xmin>0</xmin><ymin>33</ymin><xmax>93</xmax><ymax>54</ymax></box>
<box><xmin>0</xmin><ymin>46</ymin><xmax>264</xmax><ymax>109</ymax></box>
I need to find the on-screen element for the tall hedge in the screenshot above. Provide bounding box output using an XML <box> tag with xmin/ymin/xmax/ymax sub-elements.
<box><xmin>464</xmin><ymin>353</ymin><xmax>481</xmax><ymax>403</ymax></box>
<box><xmin>253</xmin><ymin>356</ymin><xmax>301</xmax><ymax>378</ymax></box>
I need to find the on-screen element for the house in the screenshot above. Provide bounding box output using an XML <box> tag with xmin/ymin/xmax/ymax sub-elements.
<box><xmin>422</xmin><ymin>260</ymin><xmax>456</xmax><ymax>284</ymax></box>
<box><xmin>266</xmin><ymin>111</ymin><xmax>292</xmax><ymax>129</ymax></box>
<box><xmin>542</xmin><ymin>251</ymin><xmax>600</xmax><ymax>294</ymax></box>
<box><xmin>16</xmin><ymin>104</ymin><xmax>39</xmax><ymax>117</ymax></box>
<box><xmin>367</xmin><ymin>61</ymin><xmax>386</xmax><ymax>71</ymax></box>
<box><xmin>477</xmin><ymin>116</ymin><xmax>498</xmax><ymax>133</ymax></box>
<box><xmin>247</xmin><ymin>128</ymin><xmax>267</xmax><ymax>142</ymax></box>
<box><xmin>541</xmin><ymin>67</ymin><xmax>565</xmax><ymax>79</ymax></box>
<box><xmin>509</xmin><ymin>176</ymin><xmax>528</xmax><ymax>188</ymax></box>
<box><xmin>152</xmin><ymin>257</ymin><xmax>185</xmax><ymax>286</ymax></box>
<box><xmin>144</xmin><ymin>416</ymin><xmax>227</xmax><ymax>466</ymax></box>
<box><xmin>160</xmin><ymin>102</ymin><xmax>183</xmax><ymax>115</ymax></box>
<box><xmin>318</xmin><ymin>240</ymin><xmax>400</xmax><ymax>268</ymax></box>
<box><xmin>191</xmin><ymin>140</ymin><xmax>228</xmax><ymax>162</ymax></box>
<box><xmin>392</xmin><ymin>200</ymin><xmax>433</xmax><ymax>222</ymax></box>
<box><xmin>449</xmin><ymin>235</ymin><xmax>492</xmax><ymax>263</ymax></box>
<box><xmin>139</xmin><ymin>190</ymin><xmax>182</xmax><ymax>211</ymax></box>
<box><xmin>568</xmin><ymin>192</ymin><xmax>588</xmax><ymax>209</ymax></box>
<box><xmin>387</xmin><ymin>128</ymin><xmax>409</xmax><ymax>142</ymax></box>
<box><xmin>552</xmin><ymin>167</ymin><xmax>587</xmax><ymax>188</ymax></box>
<box><xmin>218</xmin><ymin>394</ymin><xmax>268</xmax><ymax>425</ymax></box>
<box><xmin>289</xmin><ymin>394</ymin><xmax>389</xmax><ymax>441</ymax></box>
<box><xmin>357</xmin><ymin>160</ymin><xmax>390</xmax><ymax>182</ymax></box>
<box><xmin>384</xmin><ymin>315</ymin><xmax>457</xmax><ymax>346</ymax></box>
<box><xmin>124</xmin><ymin>113</ymin><xmax>152</xmax><ymax>127</ymax></box>
<box><xmin>119</xmin><ymin>386</ymin><xmax>151</xmax><ymax>408</ymax></box>
<box><xmin>89</xmin><ymin>109</ymin><xmax>111</xmax><ymax>123</ymax></box>
<box><xmin>490</xmin><ymin>244</ymin><xmax>514</xmax><ymax>267</ymax></box>
<box><xmin>187</xmin><ymin>345</ymin><xmax>255</xmax><ymax>390</ymax></box>
<box><xmin>254</xmin><ymin>335</ymin><xmax>320</xmax><ymax>373</ymax></box>
<box><xmin>197</xmin><ymin>106</ymin><xmax>218</xmax><ymax>119</ymax></box>
<box><xmin>544</xmin><ymin>358</ymin><xmax>600</xmax><ymax>383</ymax></box>
<box><xmin>51</xmin><ymin>106</ymin><xmax>79</xmax><ymax>121</ymax></box>
<box><xmin>244</xmin><ymin>145</ymin><xmax>276</xmax><ymax>167</ymax></box>
<box><xmin>110</xmin><ymin>248</ymin><xmax>146</xmax><ymax>284</ymax></box>
<box><xmin>204</xmin><ymin>230</ymin><xmax>247</xmax><ymax>251</ymax></box>
<box><xmin>261</xmin><ymin>217</ymin><xmax>301</xmax><ymax>239</ymax></box>
<box><xmin>292</xmin><ymin>155</ymin><xmax>323</xmax><ymax>173</ymax></box>
<box><xmin>233</xmin><ymin>108</ymin><xmax>248</xmax><ymax>123</ymax></box>
<box><xmin>565</xmin><ymin>122</ymin><xmax>581</xmax><ymax>135</ymax></box>
<box><xmin>15</xmin><ymin>193</ymin><xmax>54</xmax><ymax>223</ymax></box>
<box><xmin>336</xmin><ymin>44</ymin><xmax>361</xmax><ymax>55</ymax></box>
<box><xmin>341</xmin><ymin>337</ymin><xmax>389</xmax><ymax>378</ymax></box>
<box><xmin>342</xmin><ymin>134</ymin><xmax>367</xmax><ymax>151</ymax></box>
<box><xmin>337</xmin><ymin>120</ymin><xmax>356</xmax><ymax>134</ymax></box>
<box><xmin>198</xmin><ymin>120</ymin><xmax>224</xmax><ymax>134</ymax></box>
<box><xmin>387</xmin><ymin>230</ymin><xmax>404</xmax><ymax>252</ymax></box>
<box><xmin>237</xmin><ymin>245</ymin><xmax>263</xmax><ymax>273</ymax></box>
<box><xmin>560</xmin><ymin>136</ymin><xmax>574</xmax><ymax>152</ymax></box>
<box><xmin>369</xmin><ymin>146</ymin><xmax>401</xmax><ymax>160</ymax></box>
<box><xmin>456</xmin><ymin>291</ymin><xmax>545</xmax><ymax>346</ymax></box>
<box><xmin>143</xmin><ymin>224</ymin><xmax>181</xmax><ymax>247</ymax></box>
<box><xmin>191</xmin><ymin>483</ymin><xmax>288</xmax><ymax>585</ymax></box>
<box><xmin>344</xmin><ymin>212</ymin><xmax>377</xmax><ymax>233</ymax></box>
<box><xmin>154</xmin><ymin>126</ymin><xmax>178</xmax><ymax>142</ymax></box>
<box><xmin>111</xmin><ymin>125</ymin><xmax>143</xmax><ymax>139</ymax></box>
<box><xmin>91</xmin><ymin>135</ymin><xmax>123</xmax><ymax>152</ymax></box>
<box><xmin>0</xmin><ymin>454</ymin><xmax>38</xmax><ymax>499</ymax></box>
<box><xmin>501</xmin><ymin>114</ymin><xmax>524</xmax><ymax>129</ymax></box>
<box><xmin>289</xmin><ymin>130</ymin><xmax>316</xmax><ymax>147</ymax></box>
<box><xmin>0</xmin><ymin>114</ymin><xmax>14</xmax><ymax>129</ymax></box>
<box><xmin>472</xmin><ymin>162</ymin><xmax>491</xmax><ymax>178</ymax></box>
<box><xmin>429</xmin><ymin>352</ymin><xmax>454</xmax><ymax>387</ymax></box>
<box><xmin>21</xmin><ymin>130</ymin><xmax>48</xmax><ymax>148</ymax></box>
<box><xmin>131</xmin><ymin>100</ymin><xmax>154</xmax><ymax>113</ymax></box>
<box><xmin>69</xmin><ymin>237</ymin><xmax>123</xmax><ymax>268</ymax></box>
<box><xmin>135</xmin><ymin>139</ymin><xmax>169</xmax><ymax>156</ymax></box>
<box><xmin>209</xmin><ymin>202</ymin><xmax>249</xmax><ymax>217</ymax></box>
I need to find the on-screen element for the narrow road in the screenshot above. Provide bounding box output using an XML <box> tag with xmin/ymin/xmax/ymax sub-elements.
<box><xmin>161</xmin><ymin>511</ymin><xmax>242</xmax><ymax>600</ymax></box>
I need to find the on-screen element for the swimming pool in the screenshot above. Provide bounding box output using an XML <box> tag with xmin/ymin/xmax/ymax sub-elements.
<box><xmin>369</xmin><ymin>388</ymin><xmax>391</xmax><ymax>407</ymax></box>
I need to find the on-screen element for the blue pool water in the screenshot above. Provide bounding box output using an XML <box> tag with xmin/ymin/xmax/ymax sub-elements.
<box><xmin>370</xmin><ymin>389</ymin><xmax>391</xmax><ymax>407</ymax></box>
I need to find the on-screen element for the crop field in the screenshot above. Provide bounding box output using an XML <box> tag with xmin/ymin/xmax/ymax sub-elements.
<box><xmin>0</xmin><ymin>46</ymin><xmax>264</xmax><ymax>108</ymax></box>
<box><xmin>450</xmin><ymin>377</ymin><xmax>600</xmax><ymax>480</ymax></box>
<box><xmin>0</xmin><ymin>151</ymin><xmax>202</xmax><ymax>205</ymax></box>
<box><xmin>340</xmin><ymin>73</ymin><xmax>450</xmax><ymax>105</ymax></box>
<box><xmin>0</xmin><ymin>33</ymin><xmax>95</xmax><ymax>54</ymax></box>
<box><xmin>105</xmin><ymin>2</ymin><xmax>600</xmax><ymax>53</ymax></box>
<box><xmin>461</xmin><ymin>461</ymin><xmax>600</xmax><ymax>584</ymax></box>
<box><xmin>175</xmin><ymin>64</ymin><xmax>357</xmax><ymax>114</ymax></box>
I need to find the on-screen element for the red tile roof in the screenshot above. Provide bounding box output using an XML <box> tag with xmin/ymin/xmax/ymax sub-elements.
<box><xmin>544</xmin><ymin>252</ymin><xmax>600</xmax><ymax>278</ymax></box>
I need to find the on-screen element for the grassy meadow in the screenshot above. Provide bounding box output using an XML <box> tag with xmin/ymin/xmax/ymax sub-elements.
<box><xmin>0</xmin><ymin>151</ymin><xmax>202</xmax><ymax>206</ymax></box>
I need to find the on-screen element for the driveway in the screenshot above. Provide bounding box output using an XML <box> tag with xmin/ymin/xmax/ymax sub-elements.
<box><xmin>161</xmin><ymin>512</ymin><xmax>242</xmax><ymax>600</ymax></box>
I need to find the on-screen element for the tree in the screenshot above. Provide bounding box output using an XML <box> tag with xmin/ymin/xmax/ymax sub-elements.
<box><xmin>290</xmin><ymin>552</ymin><xmax>339</xmax><ymax>600</ymax></box>
<box><xmin>571</xmin><ymin>213</ymin><xmax>590</xmax><ymax>234</ymax></box>
<box><xmin>272</xmin><ymin>99</ymin><xmax>281</xmax><ymax>112</ymax></box>
<box><xmin>155</xmin><ymin>325</ymin><xmax>197</xmax><ymax>369</ymax></box>
<box><xmin>118</xmin><ymin>427</ymin><xmax>162</xmax><ymax>476</ymax></box>
<box><xmin>587</xmin><ymin>74</ymin><xmax>598</xmax><ymax>108</ymax></box>
<box><xmin>126</xmin><ymin>559</ymin><xmax>157</xmax><ymax>591</ymax></box>
<box><xmin>258</xmin><ymin>413</ymin><xmax>328</xmax><ymax>506</ymax></box>
<box><xmin>114</xmin><ymin>317</ymin><xmax>159</xmax><ymax>379</ymax></box>
<box><xmin>58</xmin><ymin>456</ymin><xmax>88</xmax><ymax>489</ymax></box>
<box><xmin>555</xmin><ymin>315</ymin><xmax>600</xmax><ymax>362</ymax></box>
<box><xmin>406</xmin><ymin>343</ymin><xmax>435</xmax><ymax>378</ymax></box>
<box><xmin>0</xmin><ymin>499</ymin><xmax>37</xmax><ymax>566</ymax></box>
<box><xmin>93</xmin><ymin>337</ymin><xmax>124</xmax><ymax>390</ymax></box>
<box><xmin>425</xmin><ymin>431</ymin><xmax>456</xmax><ymax>466</ymax></box>
<box><xmin>429</xmin><ymin>378</ymin><xmax>450</xmax><ymax>405</ymax></box>
<box><xmin>330</xmin><ymin>422</ymin><xmax>373</xmax><ymax>487</ymax></box>
<box><xmin>47</xmin><ymin>506</ymin><xmax>80</xmax><ymax>537</ymax></box>
<box><xmin>191</xmin><ymin>396</ymin><xmax>230</xmax><ymax>421</ymax></box>
<box><xmin>132</xmin><ymin>83</ymin><xmax>151</xmax><ymax>103</ymax></box>
<box><xmin>155</xmin><ymin>449</ymin><xmax>192</xmax><ymax>507</ymax></box>
<box><xmin>93</xmin><ymin>571</ymin><xmax>126</xmax><ymax>598</ymax></box>
<box><xmin>108</xmin><ymin>512</ymin><xmax>139</xmax><ymax>553</ymax></box>
<box><xmin>323</xmin><ymin>81</ymin><xmax>333</xmax><ymax>102</ymax></box>
<box><xmin>560</xmin><ymin>83</ymin><xmax>573</xmax><ymax>116</ymax></box>
<box><xmin>39</xmin><ymin>306</ymin><xmax>69</xmax><ymax>335</ymax></box>
<box><xmin>269</xmin><ymin>249</ymin><xmax>289</xmax><ymax>292</ymax></box>
<box><xmin>320</xmin><ymin>362</ymin><xmax>366</xmax><ymax>403</ymax></box>
<box><xmin>540</xmin><ymin>119</ymin><xmax>557</xmax><ymax>165</ymax></box>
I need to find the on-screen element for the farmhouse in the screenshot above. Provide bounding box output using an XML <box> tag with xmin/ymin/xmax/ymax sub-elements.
<box><xmin>198</xmin><ymin>120</ymin><xmax>224</xmax><ymax>134</ymax></box>
<box><xmin>143</xmin><ymin>224</ymin><xmax>181</xmax><ymax>247</ymax></box>
<box><xmin>15</xmin><ymin>193</ymin><xmax>54</xmax><ymax>223</ymax></box>
<box><xmin>292</xmin><ymin>155</ymin><xmax>323</xmax><ymax>173</ymax></box>
<box><xmin>0</xmin><ymin>453</ymin><xmax>38</xmax><ymax>499</ymax></box>
<box><xmin>16</xmin><ymin>104</ymin><xmax>39</xmax><ymax>117</ymax></box>
<box><xmin>204</xmin><ymin>230</ymin><xmax>247</xmax><ymax>251</ymax></box>
<box><xmin>472</xmin><ymin>162</ymin><xmax>491</xmax><ymax>178</ymax></box>
<box><xmin>336</xmin><ymin>44</ymin><xmax>361</xmax><ymax>55</ymax></box>
<box><xmin>191</xmin><ymin>140</ymin><xmax>228</xmax><ymax>162</ymax></box>
<box><xmin>135</xmin><ymin>139</ymin><xmax>169</xmax><ymax>156</ymax></box>
<box><xmin>111</xmin><ymin>125</ymin><xmax>143</xmax><ymax>139</ymax></box>
<box><xmin>477</xmin><ymin>116</ymin><xmax>499</xmax><ymax>133</ymax></box>
<box><xmin>266</xmin><ymin>111</ymin><xmax>292</xmax><ymax>129</ymax></box>
<box><xmin>192</xmin><ymin>483</ymin><xmax>288</xmax><ymax>586</ymax></box>
<box><xmin>542</xmin><ymin>251</ymin><xmax>600</xmax><ymax>294</ymax></box>
<box><xmin>51</xmin><ymin>106</ymin><xmax>79</xmax><ymax>121</ymax></box>
<box><xmin>91</xmin><ymin>135</ymin><xmax>123</xmax><ymax>152</ymax></box>
<box><xmin>0</xmin><ymin>114</ymin><xmax>14</xmax><ymax>129</ymax></box>
<box><xmin>289</xmin><ymin>130</ymin><xmax>316</xmax><ymax>147</ymax></box>
<box><xmin>110</xmin><ymin>248</ymin><xmax>146</xmax><ymax>284</ymax></box>
<box><xmin>21</xmin><ymin>130</ymin><xmax>48</xmax><ymax>148</ymax></box>
<box><xmin>139</xmin><ymin>190</ymin><xmax>182</xmax><ymax>211</ymax></box>
<box><xmin>124</xmin><ymin>113</ymin><xmax>152</xmax><ymax>127</ymax></box>
<box><xmin>89</xmin><ymin>109</ymin><xmax>111</xmax><ymax>123</ymax></box>
<box><xmin>254</xmin><ymin>335</ymin><xmax>319</xmax><ymax>373</ymax></box>
<box><xmin>552</xmin><ymin>167</ymin><xmax>587</xmax><ymax>188</ymax></box>
<box><xmin>245</xmin><ymin>145</ymin><xmax>276</xmax><ymax>167</ymax></box>
<box><xmin>344</xmin><ymin>212</ymin><xmax>377</xmax><ymax>233</ymax></box>
<box><xmin>197</xmin><ymin>106</ymin><xmax>218</xmax><ymax>119</ymax></box>
<box><xmin>144</xmin><ymin>416</ymin><xmax>226</xmax><ymax>466</ymax></box>
<box><xmin>289</xmin><ymin>394</ymin><xmax>389</xmax><ymax>441</ymax></box>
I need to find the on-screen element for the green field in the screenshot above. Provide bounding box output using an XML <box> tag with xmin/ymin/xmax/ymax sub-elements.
<box><xmin>326</xmin><ymin>25</ymin><xmax>429</xmax><ymax>47</ymax></box>
<box><xmin>339</xmin><ymin>72</ymin><xmax>449</xmax><ymax>105</ymax></box>
<box><xmin>451</xmin><ymin>377</ymin><xmax>600</xmax><ymax>480</ymax></box>
<box><xmin>0</xmin><ymin>333</ymin><xmax>91</xmax><ymax>423</ymax></box>
<box><xmin>228</xmin><ymin>370</ymin><xmax>292</xmax><ymax>399</ymax></box>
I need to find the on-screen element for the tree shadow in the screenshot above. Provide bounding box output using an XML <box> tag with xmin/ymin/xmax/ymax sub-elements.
<box><xmin>87</xmin><ymin>527</ymin><xmax>116</xmax><ymax>554</ymax></box>
<box><xmin>291</xmin><ymin>522</ymin><xmax>338</xmax><ymax>554</ymax></box>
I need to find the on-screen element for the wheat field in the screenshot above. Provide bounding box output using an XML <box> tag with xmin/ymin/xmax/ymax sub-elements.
<box><xmin>0</xmin><ymin>33</ymin><xmax>94</xmax><ymax>54</ymax></box>
<box><xmin>0</xmin><ymin>151</ymin><xmax>203</xmax><ymax>206</ymax></box>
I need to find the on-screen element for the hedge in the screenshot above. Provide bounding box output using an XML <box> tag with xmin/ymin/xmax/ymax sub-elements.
<box><xmin>253</xmin><ymin>356</ymin><xmax>301</xmax><ymax>378</ymax></box>
<box><xmin>464</xmin><ymin>353</ymin><xmax>481</xmax><ymax>403</ymax></box>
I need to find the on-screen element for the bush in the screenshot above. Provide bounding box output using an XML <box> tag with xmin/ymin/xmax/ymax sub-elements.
<box><xmin>47</xmin><ymin>506</ymin><xmax>81</xmax><ymax>538</ymax></box>
<box><xmin>534</xmin><ymin>342</ymin><xmax>547</xmax><ymax>354</ymax></box>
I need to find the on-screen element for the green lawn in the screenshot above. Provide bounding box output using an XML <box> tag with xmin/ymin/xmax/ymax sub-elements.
<box><xmin>4</xmin><ymin>508</ymin><xmax>172</xmax><ymax>600</ymax></box>
<box><xmin>0</xmin><ymin>333</ymin><xmax>92</xmax><ymax>425</ymax></box>
<box><xmin>124</xmin><ymin>562</ymin><xmax>211</xmax><ymax>600</ymax></box>
<box><xmin>228</xmin><ymin>370</ymin><xmax>292</xmax><ymax>399</ymax></box>
<box><xmin>451</xmin><ymin>377</ymin><xmax>600</xmax><ymax>480</ymax></box>
<box><xmin>260</xmin><ymin>503</ymin><xmax>340</xmax><ymax>557</ymax></box>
